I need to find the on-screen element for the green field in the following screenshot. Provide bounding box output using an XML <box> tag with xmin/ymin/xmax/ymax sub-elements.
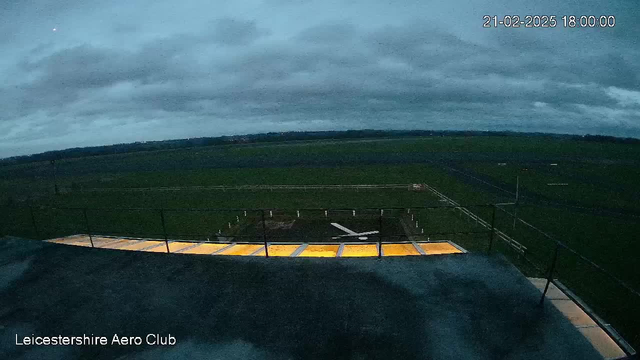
<box><xmin>1</xmin><ymin>135</ymin><xmax>639</xmax><ymax>349</ymax></box>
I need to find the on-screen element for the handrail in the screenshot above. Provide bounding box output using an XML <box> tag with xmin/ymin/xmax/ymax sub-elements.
<box><xmin>495</xmin><ymin>204</ymin><xmax>640</xmax><ymax>300</ymax></box>
<box><xmin>8</xmin><ymin>202</ymin><xmax>639</xmax><ymax>333</ymax></box>
<box><xmin>10</xmin><ymin>204</ymin><xmax>498</xmax><ymax>212</ymax></box>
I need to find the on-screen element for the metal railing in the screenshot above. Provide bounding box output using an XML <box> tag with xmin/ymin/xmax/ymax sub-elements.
<box><xmin>69</xmin><ymin>184</ymin><xmax>416</xmax><ymax>193</ymax></box>
<box><xmin>3</xmin><ymin>204</ymin><xmax>498</xmax><ymax>258</ymax></box>
<box><xmin>1</xmin><ymin>202</ymin><xmax>637</xmax><ymax>356</ymax></box>
<box><xmin>493</xmin><ymin>203</ymin><xmax>639</xmax><ymax>358</ymax></box>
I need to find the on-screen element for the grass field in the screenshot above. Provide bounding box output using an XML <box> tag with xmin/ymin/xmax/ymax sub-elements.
<box><xmin>1</xmin><ymin>135</ymin><xmax>639</xmax><ymax>350</ymax></box>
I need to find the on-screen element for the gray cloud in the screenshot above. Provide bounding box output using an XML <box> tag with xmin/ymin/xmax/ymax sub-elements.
<box><xmin>210</xmin><ymin>18</ymin><xmax>267</xmax><ymax>46</ymax></box>
<box><xmin>1</xmin><ymin>0</ymin><xmax>639</xmax><ymax>157</ymax></box>
<box><xmin>296</xmin><ymin>23</ymin><xmax>357</xmax><ymax>44</ymax></box>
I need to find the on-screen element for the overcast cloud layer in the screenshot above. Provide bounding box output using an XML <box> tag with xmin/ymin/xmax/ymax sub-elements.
<box><xmin>1</xmin><ymin>0</ymin><xmax>639</xmax><ymax>157</ymax></box>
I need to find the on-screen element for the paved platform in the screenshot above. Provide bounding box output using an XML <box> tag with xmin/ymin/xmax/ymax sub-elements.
<box><xmin>46</xmin><ymin>234</ymin><xmax>466</xmax><ymax>257</ymax></box>
<box><xmin>529</xmin><ymin>278</ymin><xmax>628</xmax><ymax>360</ymax></box>
<box><xmin>42</xmin><ymin>235</ymin><xmax>634</xmax><ymax>358</ymax></box>
<box><xmin>0</xmin><ymin>236</ymin><xmax>606</xmax><ymax>360</ymax></box>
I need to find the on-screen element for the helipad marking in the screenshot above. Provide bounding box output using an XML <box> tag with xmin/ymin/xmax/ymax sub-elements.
<box><xmin>298</xmin><ymin>244</ymin><xmax>340</xmax><ymax>257</ymax></box>
<box><xmin>341</xmin><ymin>244</ymin><xmax>379</xmax><ymax>257</ymax></box>
<box><xmin>418</xmin><ymin>242</ymin><xmax>463</xmax><ymax>255</ymax></box>
<box><xmin>381</xmin><ymin>243</ymin><xmax>421</xmax><ymax>256</ymax></box>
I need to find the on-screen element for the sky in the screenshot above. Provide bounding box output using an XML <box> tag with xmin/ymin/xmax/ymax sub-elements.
<box><xmin>1</xmin><ymin>0</ymin><xmax>639</xmax><ymax>157</ymax></box>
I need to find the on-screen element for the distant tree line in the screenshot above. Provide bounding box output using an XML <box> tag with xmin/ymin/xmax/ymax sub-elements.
<box><xmin>578</xmin><ymin>134</ymin><xmax>640</xmax><ymax>145</ymax></box>
<box><xmin>1</xmin><ymin>129</ymin><xmax>638</xmax><ymax>166</ymax></box>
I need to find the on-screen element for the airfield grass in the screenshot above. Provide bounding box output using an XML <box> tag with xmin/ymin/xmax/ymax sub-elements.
<box><xmin>1</xmin><ymin>135</ymin><xmax>639</xmax><ymax>349</ymax></box>
<box><xmin>459</xmin><ymin>161</ymin><xmax>640</xmax><ymax>349</ymax></box>
<box><xmin>461</xmin><ymin>161</ymin><xmax>640</xmax><ymax>287</ymax></box>
<box><xmin>3</xmin><ymin>136</ymin><xmax>640</xmax><ymax>190</ymax></box>
<box><xmin>468</xmin><ymin>162</ymin><xmax>640</xmax><ymax>212</ymax></box>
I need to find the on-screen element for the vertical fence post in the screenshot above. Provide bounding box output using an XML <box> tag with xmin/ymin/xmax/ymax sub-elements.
<box><xmin>378</xmin><ymin>208</ymin><xmax>383</xmax><ymax>258</ymax></box>
<box><xmin>513</xmin><ymin>176</ymin><xmax>519</xmax><ymax>230</ymax></box>
<box><xmin>29</xmin><ymin>206</ymin><xmax>40</xmax><ymax>239</ymax></box>
<box><xmin>261</xmin><ymin>210</ymin><xmax>269</xmax><ymax>258</ymax></box>
<box><xmin>488</xmin><ymin>205</ymin><xmax>496</xmax><ymax>253</ymax></box>
<box><xmin>83</xmin><ymin>208</ymin><xmax>94</xmax><ymax>248</ymax></box>
<box><xmin>160</xmin><ymin>209</ymin><xmax>170</xmax><ymax>253</ymax></box>
<box><xmin>0</xmin><ymin>206</ymin><xmax>4</xmax><ymax>238</ymax></box>
<box><xmin>540</xmin><ymin>243</ymin><xmax>560</xmax><ymax>306</ymax></box>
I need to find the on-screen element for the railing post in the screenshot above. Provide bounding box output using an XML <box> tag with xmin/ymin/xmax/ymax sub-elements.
<box><xmin>29</xmin><ymin>206</ymin><xmax>40</xmax><ymax>239</ymax></box>
<box><xmin>513</xmin><ymin>175</ymin><xmax>519</xmax><ymax>230</ymax></box>
<box><xmin>488</xmin><ymin>205</ymin><xmax>496</xmax><ymax>253</ymax></box>
<box><xmin>83</xmin><ymin>208</ymin><xmax>94</xmax><ymax>248</ymax></box>
<box><xmin>378</xmin><ymin>208</ymin><xmax>383</xmax><ymax>258</ymax></box>
<box><xmin>160</xmin><ymin>209</ymin><xmax>170</xmax><ymax>253</ymax></box>
<box><xmin>261</xmin><ymin>210</ymin><xmax>269</xmax><ymax>258</ymax></box>
<box><xmin>0</xmin><ymin>207</ymin><xmax>4</xmax><ymax>238</ymax></box>
<box><xmin>540</xmin><ymin>243</ymin><xmax>560</xmax><ymax>306</ymax></box>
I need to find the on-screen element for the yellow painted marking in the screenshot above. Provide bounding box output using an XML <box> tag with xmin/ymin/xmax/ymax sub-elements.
<box><xmin>218</xmin><ymin>244</ymin><xmax>264</xmax><ymax>256</ymax></box>
<box><xmin>180</xmin><ymin>243</ymin><xmax>229</xmax><ymax>255</ymax></box>
<box><xmin>164</xmin><ymin>241</ymin><xmax>199</xmax><ymax>253</ymax></box>
<box><xmin>48</xmin><ymin>239</ymin><xmax>68</xmax><ymax>244</ymax></box>
<box><xmin>99</xmin><ymin>239</ymin><xmax>135</xmax><ymax>249</ymax></box>
<box><xmin>382</xmin><ymin>244</ymin><xmax>420</xmax><ymax>256</ymax></box>
<box><xmin>48</xmin><ymin>235</ymin><xmax>90</xmax><ymax>245</ymax></box>
<box><xmin>145</xmin><ymin>244</ymin><xmax>169</xmax><ymax>253</ymax></box>
<box><xmin>52</xmin><ymin>234</ymin><xmax>86</xmax><ymax>241</ymax></box>
<box><xmin>418</xmin><ymin>242</ymin><xmax>463</xmax><ymax>255</ymax></box>
<box><xmin>299</xmin><ymin>245</ymin><xmax>340</xmax><ymax>257</ymax></box>
<box><xmin>45</xmin><ymin>236</ymin><xmax>470</xmax><ymax>259</ymax></box>
<box><xmin>91</xmin><ymin>237</ymin><xmax>123</xmax><ymax>247</ymax></box>
<box><xmin>64</xmin><ymin>239</ymin><xmax>94</xmax><ymax>247</ymax></box>
<box><xmin>120</xmin><ymin>241</ymin><xmax>165</xmax><ymax>251</ymax></box>
<box><xmin>267</xmin><ymin>244</ymin><xmax>301</xmax><ymax>257</ymax></box>
<box><xmin>341</xmin><ymin>244</ymin><xmax>379</xmax><ymax>257</ymax></box>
